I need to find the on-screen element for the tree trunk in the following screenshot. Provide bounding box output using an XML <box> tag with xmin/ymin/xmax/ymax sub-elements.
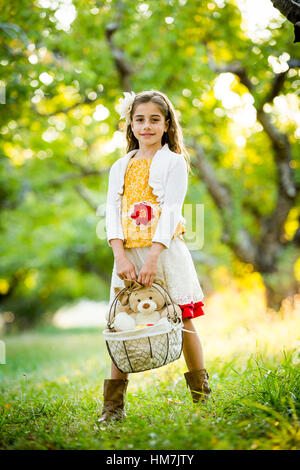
<box><xmin>261</xmin><ymin>272</ymin><xmax>299</xmax><ymax>311</ymax></box>
<box><xmin>260</xmin><ymin>246</ymin><xmax>300</xmax><ymax>310</ymax></box>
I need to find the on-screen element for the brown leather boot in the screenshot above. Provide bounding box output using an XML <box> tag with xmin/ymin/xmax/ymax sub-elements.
<box><xmin>184</xmin><ymin>369</ymin><xmax>211</xmax><ymax>403</ymax></box>
<box><xmin>97</xmin><ymin>378</ymin><xmax>129</xmax><ymax>424</ymax></box>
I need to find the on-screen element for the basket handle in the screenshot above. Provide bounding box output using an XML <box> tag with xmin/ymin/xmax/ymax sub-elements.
<box><xmin>107</xmin><ymin>286</ymin><xmax>129</xmax><ymax>330</ymax></box>
<box><xmin>107</xmin><ymin>281</ymin><xmax>181</xmax><ymax>330</ymax></box>
<box><xmin>150</xmin><ymin>282</ymin><xmax>181</xmax><ymax>323</ymax></box>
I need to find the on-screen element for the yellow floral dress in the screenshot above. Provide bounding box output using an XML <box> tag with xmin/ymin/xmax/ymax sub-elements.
<box><xmin>121</xmin><ymin>156</ymin><xmax>185</xmax><ymax>248</ymax></box>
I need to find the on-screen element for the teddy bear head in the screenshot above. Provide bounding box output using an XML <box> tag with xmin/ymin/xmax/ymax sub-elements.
<box><xmin>114</xmin><ymin>277</ymin><xmax>168</xmax><ymax>315</ymax></box>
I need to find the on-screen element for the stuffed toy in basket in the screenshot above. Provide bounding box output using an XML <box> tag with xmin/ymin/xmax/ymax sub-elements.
<box><xmin>103</xmin><ymin>277</ymin><xmax>184</xmax><ymax>373</ymax></box>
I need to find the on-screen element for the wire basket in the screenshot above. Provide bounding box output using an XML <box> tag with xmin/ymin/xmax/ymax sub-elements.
<box><xmin>103</xmin><ymin>281</ymin><xmax>184</xmax><ymax>374</ymax></box>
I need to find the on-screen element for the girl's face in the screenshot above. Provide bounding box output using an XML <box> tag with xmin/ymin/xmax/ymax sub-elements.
<box><xmin>130</xmin><ymin>101</ymin><xmax>169</xmax><ymax>146</ymax></box>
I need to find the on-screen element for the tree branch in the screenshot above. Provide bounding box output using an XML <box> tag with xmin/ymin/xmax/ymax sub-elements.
<box><xmin>270</xmin><ymin>0</ymin><xmax>300</xmax><ymax>42</ymax></box>
<box><xmin>204</xmin><ymin>42</ymin><xmax>254</xmax><ymax>92</ymax></box>
<box><xmin>188</xmin><ymin>138</ymin><xmax>259</xmax><ymax>266</ymax></box>
<box><xmin>189</xmin><ymin>138</ymin><xmax>232</xmax><ymax>209</ymax></box>
<box><xmin>270</xmin><ymin>0</ymin><xmax>300</xmax><ymax>22</ymax></box>
<box><xmin>30</xmin><ymin>93</ymin><xmax>102</xmax><ymax>117</ymax></box>
<box><xmin>263</xmin><ymin>59</ymin><xmax>300</xmax><ymax>104</ymax></box>
<box><xmin>49</xmin><ymin>169</ymin><xmax>106</xmax><ymax>187</ymax></box>
<box><xmin>73</xmin><ymin>183</ymin><xmax>99</xmax><ymax>211</ymax></box>
<box><xmin>105</xmin><ymin>0</ymin><xmax>134</xmax><ymax>91</ymax></box>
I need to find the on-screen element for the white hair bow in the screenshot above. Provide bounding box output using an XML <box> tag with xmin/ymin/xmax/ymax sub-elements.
<box><xmin>116</xmin><ymin>91</ymin><xmax>136</xmax><ymax>124</ymax></box>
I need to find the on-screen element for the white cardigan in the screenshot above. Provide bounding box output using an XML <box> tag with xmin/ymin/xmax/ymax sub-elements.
<box><xmin>105</xmin><ymin>143</ymin><xmax>188</xmax><ymax>249</ymax></box>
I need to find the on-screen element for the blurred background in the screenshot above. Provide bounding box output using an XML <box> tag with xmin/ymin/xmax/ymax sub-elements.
<box><xmin>0</xmin><ymin>0</ymin><xmax>299</xmax><ymax>335</ymax></box>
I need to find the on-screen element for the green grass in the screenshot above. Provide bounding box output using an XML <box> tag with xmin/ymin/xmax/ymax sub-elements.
<box><xmin>0</xmin><ymin>325</ymin><xmax>299</xmax><ymax>450</ymax></box>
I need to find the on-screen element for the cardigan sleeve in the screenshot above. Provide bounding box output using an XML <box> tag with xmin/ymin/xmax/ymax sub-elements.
<box><xmin>152</xmin><ymin>155</ymin><xmax>188</xmax><ymax>249</ymax></box>
<box><xmin>105</xmin><ymin>162</ymin><xmax>124</xmax><ymax>246</ymax></box>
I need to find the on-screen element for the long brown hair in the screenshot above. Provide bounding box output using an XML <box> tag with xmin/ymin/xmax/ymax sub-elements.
<box><xmin>125</xmin><ymin>90</ymin><xmax>191</xmax><ymax>174</ymax></box>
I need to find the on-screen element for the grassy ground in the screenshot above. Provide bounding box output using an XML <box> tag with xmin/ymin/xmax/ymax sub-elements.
<box><xmin>0</xmin><ymin>285</ymin><xmax>300</xmax><ymax>450</ymax></box>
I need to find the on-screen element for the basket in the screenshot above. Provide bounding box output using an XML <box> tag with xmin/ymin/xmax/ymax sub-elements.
<box><xmin>103</xmin><ymin>281</ymin><xmax>184</xmax><ymax>373</ymax></box>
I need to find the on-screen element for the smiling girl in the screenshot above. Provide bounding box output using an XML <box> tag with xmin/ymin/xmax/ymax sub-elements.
<box><xmin>99</xmin><ymin>90</ymin><xmax>211</xmax><ymax>424</ymax></box>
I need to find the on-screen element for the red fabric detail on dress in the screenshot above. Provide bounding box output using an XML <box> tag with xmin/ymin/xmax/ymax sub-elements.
<box><xmin>178</xmin><ymin>301</ymin><xmax>205</xmax><ymax>319</ymax></box>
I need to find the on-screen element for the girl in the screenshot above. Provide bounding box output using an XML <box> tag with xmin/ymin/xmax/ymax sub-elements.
<box><xmin>98</xmin><ymin>90</ymin><xmax>211</xmax><ymax>424</ymax></box>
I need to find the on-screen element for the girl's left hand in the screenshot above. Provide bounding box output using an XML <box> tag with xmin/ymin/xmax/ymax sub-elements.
<box><xmin>137</xmin><ymin>257</ymin><xmax>158</xmax><ymax>287</ymax></box>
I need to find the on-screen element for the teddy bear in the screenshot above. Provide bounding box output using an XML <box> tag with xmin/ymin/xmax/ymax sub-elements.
<box><xmin>105</xmin><ymin>277</ymin><xmax>182</xmax><ymax>332</ymax></box>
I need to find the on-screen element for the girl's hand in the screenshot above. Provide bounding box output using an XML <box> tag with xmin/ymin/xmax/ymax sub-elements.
<box><xmin>137</xmin><ymin>256</ymin><xmax>158</xmax><ymax>287</ymax></box>
<box><xmin>115</xmin><ymin>255</ymin><xmax>137</xmax><ymax>281</ymax></box>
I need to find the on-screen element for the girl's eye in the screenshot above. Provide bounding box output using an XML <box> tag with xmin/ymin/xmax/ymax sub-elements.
<box><xmin>137</xmin><ymin>119</ymin><xmax>159</xmax><ymax>122</ymax></box>
<box><xmin>138</xmin><ymin>299</ymin><xmax>140</xmax><ymax>302</ymax></box>
<box><xmin>149</xmin><ymin>297</ymin><xmax>152</xmax><ymax>299</ymax></box>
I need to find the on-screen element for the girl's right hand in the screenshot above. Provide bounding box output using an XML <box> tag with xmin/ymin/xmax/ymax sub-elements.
<box><xmin>115</xmin><ymin>255</ymin><xmax>137</xmax><ymax>281</ymax></box>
